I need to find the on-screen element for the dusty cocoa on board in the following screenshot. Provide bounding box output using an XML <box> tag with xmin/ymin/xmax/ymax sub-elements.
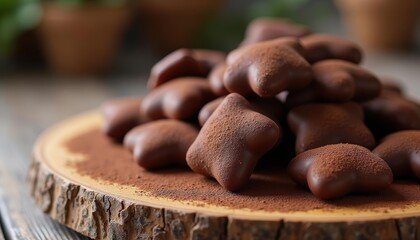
<box><xmin>66</xmin><ymin>129</ymin><xmax>420</xmax><ymax>212</ymax></box>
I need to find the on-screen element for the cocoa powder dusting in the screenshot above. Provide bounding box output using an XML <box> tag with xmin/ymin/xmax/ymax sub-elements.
<box><xmin>66</xmin><ymin>129</ymin><xmax>420</xmax><ymax>213</ymax></box>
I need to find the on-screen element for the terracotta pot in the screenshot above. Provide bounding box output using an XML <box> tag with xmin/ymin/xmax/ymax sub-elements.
<box><xmin>138</xmin><ymin>0</ymin><xmax>225</xmax><ymax>54</ymax></box>
<box><xmin>336</xmin><ymin>0</ymin><xmax>420</xmax><ymax>51</ymax></box>
<box><xmin>40</xmin><ymin>4</ymin><xmax>130</xmax><ymax>75</ymax></box>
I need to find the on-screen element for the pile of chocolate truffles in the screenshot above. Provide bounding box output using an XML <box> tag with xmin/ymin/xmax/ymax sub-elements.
<box><xmin>101</xmin><ymin>18</ymin><xmax>420</xmax><ymax>200</ymax></box>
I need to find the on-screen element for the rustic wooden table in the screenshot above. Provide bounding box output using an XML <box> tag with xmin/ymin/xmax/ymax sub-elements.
<box><xmin>0</xmin><ymin>52</ymin><xmax>419</xmax><ymax>239</ymax></box>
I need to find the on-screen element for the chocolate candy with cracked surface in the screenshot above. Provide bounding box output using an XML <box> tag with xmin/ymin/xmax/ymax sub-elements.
<box><xmin>224</xmin><ymin>37</ymin><xmax>313</xmax><ymax>97</ymax></box>
<box><xmin>187</xmin><ymin>93</ymin><xmax>280</xmax><ymax>191</ymax></box>
<box><xmin>147</xmin><ymin>48</ymin><xmax>225</xmax><ymax>89</ymax></box>
<box><xmin>141</xmin><ymin>77</ymin><xmax>217</xmax><ymax>121</ymax></box>
<box><xmin>101</xmin><ymin>97</ymin><xmax>144</xmax><ymax>141</ymax></box>
<box><xmin>288</xmin><ymin>144</ymin><xmax>393</xmax><ymax>199</ymax></box>
<box><xmin>288</xmin><ymin>102</ymin><xmax>375</xmax><ymax>154</ymax></box>
<box><xmin>373</xmin><ymin>130</ymin><xmax>420</xmax><ymax>180</ymax></box>
<box><xmin>124</xmin><ymin>119</ymin><xmax>198</xmax><ymax>169</ymax></box>
<box><xmin>301</xmin><ymin>34</ymin><xmax>362</xmax><ymax>63</ymax></box>
<box><xmin>285</xmin><ymin>60</ymin><xmax>381</xmax><ymax>107</ymax></box>
<box><xmin>209</xmin><ymin>63</ymin><xmax>229</xmax><ymax>96</ymax></box>
<box><xmin>241</xmin><ymin>18</ymin><xmax>311</xmax><ymax>46</ymax></box>
<box><xmin>362</xmin><ymin>89</ymin><xmax>420</xmax><ymax>137</ymax></box>
<box><xmin>198</xmin><ymin>96</ymin><xmax>285</xmax><ymax>126</ymax></box>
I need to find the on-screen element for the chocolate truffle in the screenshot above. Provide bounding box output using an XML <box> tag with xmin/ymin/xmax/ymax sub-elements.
<box><xmin>208</xmin><ymin>63</ymin><xmax>229</xmax><ymax>96</ymax></box>
<box><xmin>288</xmin><ymin>144</ymin><xmax>393</xmax><ymax>200</ymax></box>
<box><xmin>241</xmin><ymin>18</ymin><xmax>311</xmax><ymax>46</ymax></box>
<box><xmin>187</xmin><ymin>93</ymin><xmax>280</xmax><ymax>191</ymax></box>
<box><xmin>124</xmin><ymin>119</ymin><xmax>198</xmax><ymax>169</ymax></box>
<box><xmin>373</xmin><ymin>130</ymin><xmax>420</xmax><ymax>179</ymax></box>
<box><xmin>362</xmin><ymin>89</ymin><xmax>420</xmax><ymax>137</ymax></box>
<box><xmin>141</xmin><ymin>77</ymin><xmax>216</xmax><ymax>121</ymax></box>
<box><xmin>147</xmin><ymin>48</ymin><xmax>225</xmax><ymax>89</ymax></box>
<box><xmin>288</xmin><ymin>102</ymin><xmax>375</xmax><ymax>153</ymax></box>
<box><xmin>101</xmin><ymin>97</ymin><xmax>144</xmax><ymax>141</ymax></box>
<box><xmin>286</xmin><ymin>60</ymin><xmax>381</xmax><ymax>107</ymax></box>
<box><xmin>300</xmin><ymin>34</ymin><xmax>362</xmax><ymax>63</ymax></box>
<box><xmin>224</xmin><ymin>37</ymin><xmax>313</xmax><ymax>97</ymax></box>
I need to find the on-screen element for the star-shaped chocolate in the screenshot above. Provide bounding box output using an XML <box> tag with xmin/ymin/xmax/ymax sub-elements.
<box><xmin>288</xmin><ymin>102</ymin><xmax>376</xmax><ymax>153</ymax></box>
<box><xmin>301</xmin><ymin>34</ymin><xmax>363</xmax><ymax>63</ymax></box>
<box><xmin>124</xmin><ymin>119</ymin><xmax>198</xmax><ymax>169</ymax></box>
<box><xmin>224</xmin><ymin>37</ymin><xmax>313</xmax><ymax>97</ymax></box>
<box><xmin>141</xmin><ymin>77</ymin><xmax>217</xmax><ymax>121</ymax></box>
<box><xmin>285</xmin><ymin>60</ymin><xmax>381</xmax><ymax>107</ymax></box>
<box><xmin>241</xmin><ymin>18</ymin><xmax>311</xmax><ymax>46</ymax></box>
<box><xmin>186</xmin><ymin>93</ymin><xmax>280</xmax><ymax>191</ymax></box>
<box><xmin>101</xmin><ymin>97</ymin><xmax>144</xmax><ymax>141</ymax></box>
<box><xmin>362</xmin><ymin>89</ymin><xmax>420</xmax><ymax>137</ymax></box>
<box><xmin>147</xmin><ymin>48</ymin><xmax>225</xmax><ymax>89</ymax></box>
<box><xmin>373</xmin><ymin>130</ymin><xmax>420</xmax><ymax>180</ymax></box>
<box><xmin>288</xmin><ymin>144</ymin><xmax>393</xmax><ymax>199</ymax></box>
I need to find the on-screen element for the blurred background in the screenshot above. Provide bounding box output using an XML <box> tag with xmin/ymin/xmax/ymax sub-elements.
<box><xmin>1</xmin><ymin>0</ymin><xmax>419</xmax><ymax>77</ymax></box>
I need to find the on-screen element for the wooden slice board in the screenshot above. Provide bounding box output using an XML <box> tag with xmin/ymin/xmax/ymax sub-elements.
<box><xmin>28</xmin><ymin>111</ymin><xmax>420</xmax><ymax>240</ymax></box>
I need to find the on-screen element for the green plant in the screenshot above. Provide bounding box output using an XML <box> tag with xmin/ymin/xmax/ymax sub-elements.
<box><xmin>0</xmin><ymin>0</ymin><xmax>41</xmax><ymax>55</ymax></box>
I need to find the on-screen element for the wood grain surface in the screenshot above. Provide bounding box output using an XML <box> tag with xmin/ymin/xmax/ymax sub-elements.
<box><xmin>0</xmin><ymin>52</ymin><xmax>419</xmax><ymax>239</ymax></box>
